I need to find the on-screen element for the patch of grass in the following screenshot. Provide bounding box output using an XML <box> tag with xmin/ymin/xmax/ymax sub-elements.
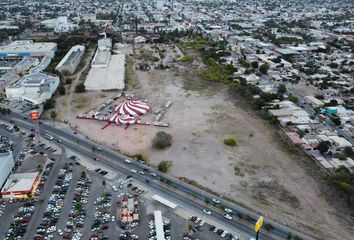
<box><xmin>181</xmin><ymin>55</ymin><xmax>194</xmax><ymax>62</ymax></box>
<box><xmin>125</xmin><ymin>56</ymin><xmax>136</xmax><ymax>89</ymax></box>
<box><xmin>224</xmin><ymin>137</ymin><xmax>237</xmax><ymax>146</ymax></box>
<box><xmin>234</xmin><ymin>165</ymin><xmax>245</xmax><ymax>177</ymax></box>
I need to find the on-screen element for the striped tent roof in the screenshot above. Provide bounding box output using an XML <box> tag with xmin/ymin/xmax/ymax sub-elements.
<box><xmin>115</xmin><ymin>100</ymin><xmax>150</xmax><ymax>116</ymax></box>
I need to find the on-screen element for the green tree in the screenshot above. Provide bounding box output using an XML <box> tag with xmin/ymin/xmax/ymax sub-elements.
<box><xmin>58</xmin><ymin>84</ymin><xmax>66</xmax><ymax>95</ymax></box>
<box><xmin>288</xmin><ymin>94</ymin><xmax>299</xmax><ymax>104</ymax></box>
<box><xmin>259</xmin><ymin>63</ymin><xmax>269</xmax><ymax>74</ymax></box>
<box><xmin>318</xmin><ymin>141</ymin><xmax>330</xmax><ymax>153</ymax></box>
<box><xmin>157</xmin><ymin>161</ymin><xmax>172</xmax><ymax>173</ymax></box>
<box><xmin>152</xmin><ymin>131</ymin><xmax>172</xmax><ymax>149</ymax></box>
<box><xmin>343</xmin><ymin>147</ymin><xmax>354</xmax><ymax>158</ymax></box>
<box><xmin>264</xmin><ymin>223</ymin><xmax>274</xmax><ymax>231</ymax></box>
<box><xmin>50</xmin><ymin>111</ymin><xmax>57</xmax><ymax>126</ymax></box>
<box><xmin>328</xmin><ymin>62</ymin><xmax>338</xmax><ymax>68</ymax></box>
<box><xmin>251</xmin><ymin>61</ymin><xmax>259</xmax><ymax>69</ymax></box>
<box><xmin>75</xmin><ymin>82</ymin><xmax>86</xmax><ymax>93</ymax></box>
<box><xmin>277</xmin><ymin>84</ymin><xmax>287</xmax><ymax>94</ymax></box>
<box><xmin>331</xmin><ymin>117</ymin><xmax>341</xmax><ymax>126</ymax></box>
<box><xmin>43</xmin><ymin>99</ymin><xmax>55</xmax><ymax>110</ymax></box>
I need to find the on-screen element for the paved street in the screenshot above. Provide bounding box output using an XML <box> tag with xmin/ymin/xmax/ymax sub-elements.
<box><xmin>0</xmin><ymin>112</ymin><xmax>313</xmax><ymax>240</ymax></box>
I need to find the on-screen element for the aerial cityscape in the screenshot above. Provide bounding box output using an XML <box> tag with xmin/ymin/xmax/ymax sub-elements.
<box><xmin>0</xmin><ymin>0</ymin><xmax>353</xmax><ymax>239</ymax></box>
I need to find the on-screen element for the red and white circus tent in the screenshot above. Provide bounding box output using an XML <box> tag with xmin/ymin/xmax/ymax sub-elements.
<box><xmin>115</xmin><ymin>100</ymin><xmax>150</xmax><ymax>117</ymax></box>
<box><xmin>109</xmin><ymin>114</ymin><xmax>137</xmax><ymax>125</ymax></box>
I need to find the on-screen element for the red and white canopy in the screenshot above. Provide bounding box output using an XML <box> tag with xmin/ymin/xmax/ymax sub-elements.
<box><xmin>115</xmin><ymin>100</ymin><xmax>150</xmax><ymax>116</ymax></box>
<box><xmin>109</xmin><ymin>114</ymin><xmax>136</xmax><ymax>125</ymax></box>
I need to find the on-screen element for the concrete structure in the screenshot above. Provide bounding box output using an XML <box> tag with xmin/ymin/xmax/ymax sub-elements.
<box><xmin>5</xmin><ymin>72</ymin><xmax>60</xmax><ymax>104</ymax></box>
<box><xmin>305</xmin><ymin>95</ymin><xmax>325</xmax><ymax>108</ymax></box>
<box><xmin>1</xmin><ymin>172</ymin><xmax>40</xmax><ymax>200</ymax></box>
<box><xmin>85</xmin><ymin>53</ymin><xmax>125</xmax><ymax>90</ymax></box>
<box><xmin>98</xmin><ymin>38</ymin><xmax>112</xmax><ymax>49</ymax></box>
<box><xmin>0</xmin><ymin>152</ymin><xmax>14</xmax><ymax>189</ymax></box>
<box><xmin>40</xmin><ymin>16</ymin><xmax>76</xmax><ymax>33</ymax></box>
<box><xmin>154</xmin><ymin>211</ymin><xmax>165</xmax><ymax>240</ymax></box>
<box><xmin>152</xmin><ymin>195</ymin><xmax>178</xmax><ymax>209</ymax></box>
<box><xmin>91</xmin><ymin>49</ymin><xmax>111</xmax><ymax>68</ymax></box>
<box><xmin>55</xmin><ymin>45</ymin><xmax>85</xmax><ymax>74</ymax></box>
<box><xmin>0</xmin><ymin>40</ymin><xmax>57</xmax><ymax>58</ymax></box>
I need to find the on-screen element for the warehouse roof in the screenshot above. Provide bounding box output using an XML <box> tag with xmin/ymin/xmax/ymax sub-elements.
<box><xmin>0</xmin><ymin>40</ymin><xmax>57</xmax><ymax>54</ymax></box>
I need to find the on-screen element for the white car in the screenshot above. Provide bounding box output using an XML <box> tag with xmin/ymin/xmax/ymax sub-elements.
<box><xmin>212</xmin><ymin>198</ymin><xmax>220</xmax><ymax>204</ymax></box>
<box><xmin>221</xmin><ymin>231</ymin><xmax>228</xmax><ymax>238</ymax></box>
<box><xmin>150</xmin><ymin>172</ymin><xmax>157</xmax><ymax>177</ymax></box>
<box><xmin>203</xmin><ymin>209</ymin><xmax>211</xmax><ymax>215</ymax></box>
<box><xmin>224</xmin><ymin>208</ymin><xmax>233</xmax><ymax>214</ymax></box>
<box><xmin>130</xmin><ymin>169</ymin><xmax>137</xmax><ymax>174</ymax></box>
<box><xmin>112</xmin><ymin>186</ymin><xmax>118</xmax><ymax>192</ymax></box>
<box><xmin>124</xmin><ymin>159</ymin><xmax>132</xmax><ymax>164</ymax></box>
<box><xmin>199</xmin><ymin>220</ymin><xmax>205</xmax><ymax>226</ymax></box>
<box><xmin>223</xmin><ymin>213</ymin><xmax>232</xmax><ymax>220</ymax></box>
<box><xmin>57</xmin><ymin>229</ymin><xmax>63</xmax><ymax>236</ymax></box>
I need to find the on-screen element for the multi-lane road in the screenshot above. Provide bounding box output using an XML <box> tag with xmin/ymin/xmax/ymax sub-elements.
<box><xmin>0</xmin><ymin>112</ymin><xmax>314</xmax><ymax>240</ymax></box>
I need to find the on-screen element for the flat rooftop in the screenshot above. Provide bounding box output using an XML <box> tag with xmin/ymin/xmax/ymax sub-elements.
<box><xmin>0</xmin><ymin>40</ymin><xmax>57</xmax><ymax>54</ymax></box>
<box><xmin>1</xmin><ymin>172</ymin><xmax>38</xmax><ymax>193</ymax></box>
<box><xmin>92</xmin><ymin>49</ymin><xmax>111</xmax><ymax>66</ymax></box>
<box><xmin>85</xmin><ymin>54</ymin><xmax>125</xmax><ymax>90</ymax></box>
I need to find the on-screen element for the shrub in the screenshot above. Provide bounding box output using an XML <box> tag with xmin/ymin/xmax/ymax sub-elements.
<box><xmin>224</xmin><ymin>137</ymin><xmax>237</xmax><ymax>146</ymax></box>
<box><xmin>152</xmin><ymin>131</ymin><xmax>172</xmax><ymax>149</ymax></box>
<box><xmin>75</xmin><ymin>82</ymin><xmax>86</xmax><ymax>93</ymax></box>
<box><xmin>157</xmin><ymin>161</ymin><xmax>172</xmax><ymax>173</ymax></box>
<box><xmin>264</xmin><ymin>223</ymin><xmax>274</xmax><ymax>231</ymax></box>
<box><xmin>43</xmin><ymin>98</ymin><xmax>55</xmax><ymax>110</ymax></box>
<box><xmin>181</xmin><ymin>55</ymin><xmax>193</xmax><ymax>62</ymax></box>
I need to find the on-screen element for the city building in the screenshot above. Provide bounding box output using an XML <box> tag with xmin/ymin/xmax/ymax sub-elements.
<box><xmin>0</xmin><ymin>40</ymin><xmax>57</xmax><ymax>58</ymax></box>
<box><xmin>5</xmin><ymin>72</ymin><xmax>60</xmax><ymax>104</ymax></box>
<box><xmin>1</xmin><ymin>172</ymin><xmax>40</xmax><ymax>200</ymax></box>
<box><xmin>55</xmin><ymin>45</ymin><xmax>85</xmax><ymax>74</ymax></box>
<box><xmin>0</xmin><ymin>152</ymin><xmax>14</xmax><ymax>189</ymax></box>
<box><xmin>40</xmin><ymin>16</ymin><xmax>76</xmax><ymax>33</ymax></box>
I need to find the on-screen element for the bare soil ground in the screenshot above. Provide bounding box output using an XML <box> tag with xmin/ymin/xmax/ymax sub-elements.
<box><xmin>55</xmin><ymin>44</ymin><xmax>353</xmax><ymax>239</ymax></box>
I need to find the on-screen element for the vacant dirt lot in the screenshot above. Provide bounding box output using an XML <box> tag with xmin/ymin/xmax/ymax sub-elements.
<box><xmin>56</xmin><ymin>44</ymin><xmax>353</xmax><ymax>239</ymax></box>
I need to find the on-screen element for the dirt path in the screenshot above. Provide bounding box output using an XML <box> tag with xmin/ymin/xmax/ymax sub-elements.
<box><xmin>64</xmin><ymin>48</ymin><xmax>95</xmax><ymax>119</ymax></box>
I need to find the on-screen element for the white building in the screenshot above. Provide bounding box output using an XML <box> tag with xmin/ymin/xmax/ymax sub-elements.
<box><xmin>0</xmin><ymin>152</ymin><xmax>14</xmax><ymax>189</ymax></box>
<box><xmin>55</xmin><ymin>45</ymin><xmax>85</xmax><ymax>74</ymax></box>
<box><xmin>40</xmin><ymin>16</ymin><xmax>76</xmax><ymax>33</ymax></box>
<box><xmin>0</xmin><ymin>40</ymin><xmax>57</xmax><ymax>58</ymax></box>
<box><xmin>5</xmin><ymin>72</ymin><xmax>59</xmax><ymax>104</ymax></box>
<box><xmin>98</xmin><ymin>38</ymin><xmax>112</xmax><ymax>49</ymax></box>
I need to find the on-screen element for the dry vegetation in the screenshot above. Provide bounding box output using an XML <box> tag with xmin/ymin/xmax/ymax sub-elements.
<box><xmin>55</xmin><ymin>43</ymin><xmax>354</xmax><ymax>240</ymax></box>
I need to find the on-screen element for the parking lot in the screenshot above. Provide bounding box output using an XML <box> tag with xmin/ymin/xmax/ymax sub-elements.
<box><xmin>0</xmin><ymin>98</ymin><xmax>38</xmax><ymax>115</ymax></box>
<box><xmin>0</xmin><ymin>127</ymin><xmax>246</xmax><ymax>240</ymax></box>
